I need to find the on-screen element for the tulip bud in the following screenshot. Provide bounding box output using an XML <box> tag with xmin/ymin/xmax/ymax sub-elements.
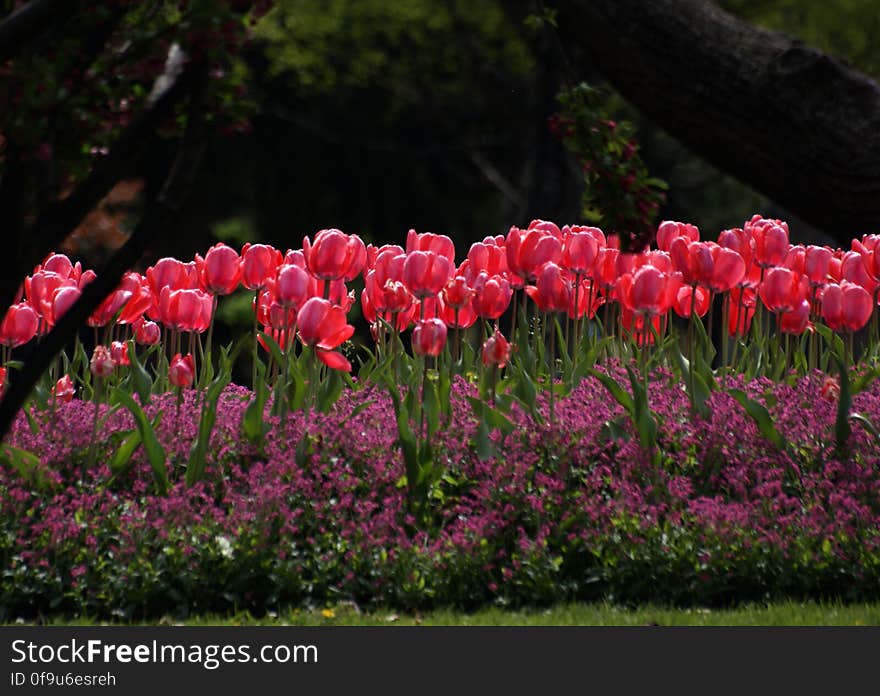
<box><xmin>110</xmin><ymin>341</ymin><xmax>130</xmax><ymax>366</ymax></box>
<box><xmin>169</xmin><ymin>353</ymin><xmax>195</xmax><ymax>388</ymax></box>
<box><xmin>134</xmin><ymin>319</ymin><xmax>161</xmax><ymax>346</ymax></box>
<box><xmin>90</xmin><ymin>345</ymin><xmax>115</xmax><ymax>378</ymax></box>
<box><xmin>52</xmin><ymin>374</ymin><xmax>75</xmax><ymax>403</ymax></box>
<box><xmin>481</xmin><ymin>329</ymin><xmax>511</xmax><ymax>368</ymax></box>
<box><xmin>412</xmin><ymin>318</ymin><xmax>447</xmax><ymax>357</ymax></box>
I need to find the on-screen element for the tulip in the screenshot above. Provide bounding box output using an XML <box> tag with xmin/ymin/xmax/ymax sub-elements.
<box><xmin>708</xmin><ymin>246</ymin><xmax>746</xmax><ymax>293</ymax></box>
<box><xmin>274</xmin><ymin>263</ymin><xmax>313</xmax><ymax>309</ymax></box>
<box><xmin>134</xmin><ymin>319</ymin><xmax>161</xmax><ymax>346</ymax></box>
<box><xmin>199</xmin><ymin>243</ymin><xmax>242</xmax><ymax>295</ymax></box>
<box><xmin>403</xmin><ymin>250</ymin><xmax>452</xmax><ymax>299</ymax></box>
<box><xmin>52</xmin><ymin>374</ymin><xmax>75</xmax><ymax>403</ymax></box>
<box><xmin>442</xmin><ymin>276</ymin><xmax>474</xmax><ymax>309</ymax></box>
<box><xmin>304</xmin><ymin>229</ymin><xmax>367</xmax><ymax>281</ymax></box>
<box><xmin>562</xmin><ymin>231</ymin><xmax>600</xmax><ymax>276</ymax></box>
<box><xmin>481</xmin><ymin>329</ymin><xmax>511</xmax><ymax>368</ymax></box>
<box><xmin>117</xmin><ymin>273</ymin><xmax>154</xmax><ymax>325</ymax></box>
<box><xmin>157</xmin><ymin>287</ymin><xmax>213</xmax><ymax>333</ymax></box>
<box><xmin>728</xmin><ymin>287</ymin><xmax>757</xmax><ymax>337</ymax></box>
<box><xmin>673</xmin><ymin>285</ymin><xmax>710</xmax><ymax>319</ymax></box>
<box><xmin>804</xmin><ymin>245</ymin><xmax>832</xmax><ymax>287</ymax></box>
<box><xmin>438</xmin><ymin>295</ymin><xmax>477</xmax><ymax>329</ymax></box>
<box><xmin>471</xmin><ymin>273</ymin><xmax>512</xmax><ymax>319</ymax></box>
<box><xmin>656</xmin><ymin>220</ymin><xmax>699</xmax><ymax>251</ymax></box>
<box><xmin>88</xmin><ymin>288</ymin><xmax>132</xmax><ymax>327</ymax></box>
<box><xmin>759</xmin><ymin>267</ymin><xmax>801</xmax><ymax>314</ymax></box>
<box><xmin>780</xmin><ymin>298</ymin><xmax>811</xmax><ymax>335</ymax></box>
<box><xmin>169</xmin><ymin>353</ymin><xmax>195</xmax><ymax>388</ymax></box>
<box><xmin>90</xmin><ymin>345</ymin><xmax>115</xmax><ymax>378</ymax></box>
<box><xmin>411</xmin><ymin>318</ymin><xmax>447</xmax><ymax>357</ymax></box>
<box><xmin>820</xmin><ymin>376</ymin><xmax>840</xmax><ymax>403</ymax></box>
<box><xmin>110</xmin><ymin>341</ymin><xmax>130</xmax><ymax>366</ymax></box>
<box><xmin>296</xmin><ymin>297</ymin><xmax>354</xmax><ymax>371</ymax></box>
<box><xmin>821</xmin><ymin>282</ymin><xmax>873</xmax><ymax>333</ymax></box>
<box><xmin>0</xmin><ymin>366</ymin><xmax>6</xmax><ymax>395</ymax></box>
<box><xmin>524</xmin><ymin>262</ymin><xmax>570</xmax><ymax>313</ymax></box>
<box><xmin>241</xmin><ymin>243</ymin><xmax>283</xmax><ymax>290</ymax></box>
<box><xmin>0</xmin><ymin>302</ymin><xmax>39</xmax><ymax>347</ymax></box>
<box><xmin>406</xmin><ymin>229</ymin><xmax>456</xmax><ymax>263</ymax></box>
<box><xmin>146</xmin><ymin>257</ymin><xmax>192</xmax><ymax>297</ymax></box>
<box><xmin>752</xmin><ymin>220</ymin><xmax>789</xmax><ymax>268</ymax></box>
<box><xmin>618</xmin><ymin>265</ymin><xmax>678</xmax><ymax>317</ymax></box>
<box><xmin>50</xmin><ymin>286</ymin><xmax>82</xmax><ymax>326</ymax></box>
<box><xmin>465</xmin><ymin>241</ymin><xmax>508</xmax><ymax>281</ymax></box>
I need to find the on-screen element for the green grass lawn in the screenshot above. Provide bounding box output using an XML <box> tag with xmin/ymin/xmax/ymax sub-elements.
<box><xmin>29</xmin><ymin>602</ymin><xmax>880</xmax><ymax>626</ymax></box>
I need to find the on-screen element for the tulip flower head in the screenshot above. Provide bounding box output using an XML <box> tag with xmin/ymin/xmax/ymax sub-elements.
<box><xmin>296</xmin><ymin>297</ymin><xmax>354</xmax><ymax>371</ymax></box>
<box><xmin>481</xmin><ymin>329</ymin><xmax>511</xmax><ymax>368</ymax></box>
<box><xmin>90</xmin><ymin>345</ymin><xmax>115</xmax><ymax>379</ymax></box>
<box><xmin>52</xmin><ymin>374</ymin><xmax>75</xmax><ymax>403</ymax></box>
<box><xmin>199</xmin><ymin>243</ymin><xmax>242</xmax><ymax>295</ymax></box>
<box><xmin>169</xmin><ymin>353</ymin><xmax>195</xmax><ymax>388</ymax></box>
<box><xmin>0</xmin><ymin>302</ymin><xmax>39</xmax><ymax>347</ymax></box>
<box><xmin>412</xmin><ymin>318</ymin><xmax>447</xmax><ymax>357</ymax></box>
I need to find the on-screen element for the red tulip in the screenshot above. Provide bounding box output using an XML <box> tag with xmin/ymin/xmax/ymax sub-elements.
<box><xmin>670</xmin><ymin>239</ymin><xmax>714</xmax><ymax>288</ymax></box>
<box><xmin>465</xmin><ymin>241</ymin><xmax>508</xmax><ymax>282</ymax></box>
<box><xmin>146</xmin><ymin>257</ymin><xmax>195</xmax><ymax>297</ymax></box>
<box><xmin>133</xmin><ymin>318</ymin><xmax>161</xmax><ymax>346</ymax></box>
<box><xmin>412</xmin><ymin>318</ymin><xmax>447</xmax><ymax>357</ymax></box>
<box><xmin>241</xmin><ymin>243</ymin><xmax>283</xmax><ymax>290</ymax></box>
<box><xmin>26</xmin><ymin>270</ymin><xmax>69</xmax><ymax>325</ymax></box>
<box><xmin>471</xmin><ymin>273</ymin><xmax>512</xmax><ymax>319</ymax></box>
<box><xmin>0</xmin><ymin>366</ymin><xmax>6</xmax><ymax>396</ymax></box>
<box><xmin>568</xmin><ymin>277</ymin><xmax>604</xmax><ymax>320</ymax></box>
<box><xmin>442</xmin><ymin>275</ymin><xmax>474</xmax><ymax>309</ymax></box>
<box><xmin>525</xmin><ymin>262</ymin><xmax>570</xmax><ymax>313</ymax></box>
<box><xmin>169</xmin><ymin>353</ymin><xmax>195</xmax><ymax>388</ymax></box>
<box><xmin>41</xmin><ymin>253</ymin><xmax>74</xmax><ymax>280</ymax></box>
<box><xmin>110</xmin><ymin>341</ymin><xmax>130</xmax><ymax>366</ymax></box>
<box><xmin>562</xmin><ymin>230</ymin><xmax>600</xmax><ymax>275</ymax></box>
<box><xmin>52</xmin><ymin>374</ymin><xmax>75</xmax><ymax>403</ymax></box>
<box><xmin>406</xmin><ymin>229</ymin><xmax>456</xmax><ymax>264</ymax></box>
<box><xmin>199</xmin><ymin>243</ymin><xmax>241</xmax><ymax>295</ymax></box>
<box><xmin>304</xmin><ymin>229</ymin><xmax>366</xmax><ymax>281</ymax></box>
<box><xmin>0</xmin><ymin>302</ymin><xmax>39</xmax><ymax>347</ymax></box>
<box><xmin>656</xmin><ymin>220</ymin><xmax>699</xmax><ymax>251</ymax></box>
<box><xmin>481</xmin><ymin>329</ymin><xmax>511</xmax><ymax>368</ymax></box>
<box><xmin>841</xmin><ymin>250</ymin><xmax>878</xmax><ymax>294</ymax></box>
<box><xmin>804</xmin><ymin>245</ymin><xmax>832</xmax><ymax>287</ymax></box>
<box><xmin>273</xmin><ymin>263</ymin><xmax>314</xmax><ymax>309</ymax></box>
<box><xmin>403</xmin><ymin>250</ymin><xmax>452</xmax><ymax>298</ymax></box>
<box><xmin>117</xmin><ymin>273</ymin><xmax>153</xmax><ymax>325</ymax></box>
<box><xmin>90</xmin><ymin>345</ymin><xmax>115</xmax><ymax>378</ymax></box>
<box><xmin>158</xmin><ymin>287</ymin><xmax>213</xmax><ymax>332</ymax></box>
<box><xmin>673</xmin><ymin>285</ymin><xmax>710</xmax><ymax>319</ymax></box>
<box><xmin>618</xmin><ymin>265</ymin><xmax>678</xmax><ymax>317</ymax></box>
<box><xmin>752</xmin><ymin>219</ymin><xmax>789</xmax><ymax>268</ymax></box>
<box><xmin>88</xmin><ymin>288</ymin><xmax>132</xmax><ymax>327</ymax></box>
<box><xmin>296</xmin><ymin>297</ymin><xmax>354</xmax><ymax>371</ymax></box>
<box><xmin>438</xmin><ymin>294</ymin><xmax>477</xmax><ymax>329</ymax></box>
<box><xmin>780</xmin><ymin>298</ymin><xmax>811</xmax><ymax>335</ymax></box>
<box><xmin>51</xmin><ymin>286</ymin><xmax>82</xmax><ymax>325</ymax></box>
<box><xmin>821</xmin><ymin>282</ymin><xmax>873</xmax><ymax>332</ymax></box>
<box><xmin>759</xmin><ymin>267</ymin><xmax>802</xmax><ymax>314</ymax></box>
<box><xmin>708</xmin><ymin>246</ymin><xmax>746</xmax><ymax>293</ymax></box>
<box><xmin>820</xmin><ymin>376</ymin><xmax>840</xmax><ymax>403</ymax></box>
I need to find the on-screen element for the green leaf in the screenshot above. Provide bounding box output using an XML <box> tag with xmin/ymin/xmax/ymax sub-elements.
<box><xmin>728</xmin><ymin>389</ymin><xmax>786</xmax><ymax>451</ymax></box>
<box><xmin>587</xmin><ymin>367</ymin><xmax>634</xmax><ymax>416</ymax></box>
<box><xmin>186</xmin><ymin>368</ymin><xmax>232</xmax><ymax>486</ymax></box>
<box><xmin>317</xmin><ymin>367</ymin><xmax>344</xmax><ymax>413</ymax></box>
<box><xmin>466</xmin><ymin>395</ymin><xmax>515</xmax><ymax>435</ymax></box>
<box><xmin>849</xmin><ymin>412</ymin><xmax>880</xmax><ymax>445</ymax></box>
<box><xmin>108</xmin><ymin>429</ymin><xmax>142</xmax><ymax>475</ymax></box>
<box><xmin>475</xmin><ymin>420</ymin><xmax>494</xmax><ymax>461</ymax></box>
<box><xmin>258</xmin><ymin>331</ymin><xmax>285</xmax><ymax>367</ymax></box>
<box><xmin>0</xmin><ymin>444</ymin><xmax>54</xmax><ymax>492</ymax></box>
<box><xmin>112</xmin><ymin>389</ymin><xmax>168</xmax><ymax>494</ymax></box>
<box><xmin>242</xmin><ymin>360</ymin><xmax>269</xmax><ymax>445</ymax></box>
<box><xmin>422</xmin><ymin>378</ymin><xmax>441</xmax><ymax>436</ymax></box>
<box><xmin>127</xmin><ymin>340</ymin><xmax>153</xmax><ymax>404</ymax></box>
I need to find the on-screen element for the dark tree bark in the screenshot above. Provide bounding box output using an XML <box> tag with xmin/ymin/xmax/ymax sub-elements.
<box><xmin>555</xmin><ymin>0</ymin><xmax>880</xmax><ymax>241</ymax></box>
<box><xmin>0</xmin><ymin>62</ymin><xmax>209</xmax><ymax>442</ymax></box>
<box><xmin>0</xmin><ymin>0</ymin><xmax>75</xmax><ymax>61</ymax></box>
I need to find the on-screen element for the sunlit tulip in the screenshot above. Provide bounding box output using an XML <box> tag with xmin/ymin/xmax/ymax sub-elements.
<box><xmin>673</xmin><ymin>285</ymin><xmax>710</xmax><ymax>319</ymax></box>
<box><xmin>728</xmin><ymin>287</ymin><xmax>757</xmax><ymax>337</ymax></box>
<box><xmin>90</xmin><ymin>345</ymin><xmax>115</xmax><ymax>378</ymax></box>
<box><xmin>168</xmin><ymin>353</ymin><xmax>195</xmax><ymax>388</ymax></box>
<box><xmin>759</xmin><ymin>267</ymin><xmax>801</xmax><ymax>314</ymax></box>
<box><xmin>804</xmin><ymin>245</ymin><xmax>832</xmax><ymax>287</ymax></box>
<box><xmin>525</xmin><ymin>262</ymin><xmax>570</xmax><ymax>313</ymax></box>
<box><xmin>406</xmin><ymin>229</ymin><xmax>456</xmax><ymax>263</ymax></box>
<box><xmin>304</xmin><ymin>229</ymin><xmax>366</xmax><ymax>281</ymax></box>
<box><xmin>656</xmin><ymin>220</ymin><xmax>699</xmax><ymax>251</ymax></box>
<box><xmin>411</xmin><ymin>318</ymin><xmax>447</xmax><ymax>357</ymax></box>
<box><xmin>158</xmin><ymin>287</ymin><xmax>213</xmax><ymax>333</ymax></box>
<box><xmin>88</xmin><ymin>288</ymin><xmax>132</xmax><ymax>327</ymax></box>
<box><xmin>403</xmin><ymin>250</ymin><xmax>452</xmax><ymax>298</ymax></box>
<box><xmin>821</xmin><ymin>282</ymin><xmax>873</xmax><ymax>332</ymax></box>
<box><xmin>752</xmin><ymin>220</ymin><xmax>789</xmax><ymax>268</ymax></box>
<box><xmin>562</xmin><ymin>230</ymin><xmax>600</xmax><ymax>276</ymax></box>
<box><xmin>296</xmin><ymin>297</ymin><xmax>354</xmax><ymax>371</ymax></box>
<box><xmin>199</xmin><ymin>243</ymin><xmax>241</xmax><ymax>295</ymax></box>
<box><xmin>481</xmin><ymin>329</ymin><xmax>511</xmax><ymax>368</ymax></box>
<box><xmin>442</xmin><ymin>276</ymin><xmax>475</xmax><ymax>309</ymax></box>
<box><xmin>274</xmin><ymin>264</ymin><xmax>313</xmax><ymax>309</ymax></box>
<box><xmin>241</xmin><ymin>243</ymin><xmax>283</xmax><ymax>290</ymax></box>
<box><xmin>780</xmin><ymin>298</ymin><xmax>811</xmax><ymax>335</ymax></box>
<box><xmin>51</xmin><ymin>286</ymin><xmax>82</xmax><ymax>325</ymax></box>
<box><xmin>133</xmin><ymin>319</ymin><xmax>161</xmax><ymax>346</ymax></box>
<box><xmin>471</xmin><ymin>273</ymin><xmax>512</xmax><ymax>320</ymax></box>
<box><xmin>0</xmin><ymin>303</ymin><xmax>39</xmax><ymax>347</ymax></box>
<box><xmin>52</xmin><ymin>374</ymin><xmax>75</xmax><ymax>403</ymax></box>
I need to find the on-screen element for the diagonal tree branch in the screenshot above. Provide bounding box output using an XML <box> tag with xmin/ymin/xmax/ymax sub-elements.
<box><xmin>0</xmin><ymin>0</ymin><xmax>76</xmax><ymax>61</ymax></box>
<box><xmin>0</xmin><ymin>60</ymin><xmax>210</xmax><ymax>442</ymax></box>
<box><xmin>2</xmin><ymin>51</ymin><xmax>196</xmax><ymax>316</ymax></box>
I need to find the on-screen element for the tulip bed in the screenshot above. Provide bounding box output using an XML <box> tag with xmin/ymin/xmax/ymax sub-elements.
<box><xmin>2</xmin><ymin>217</ymin><xmax>880</xmax><ymax>619</ymax></box>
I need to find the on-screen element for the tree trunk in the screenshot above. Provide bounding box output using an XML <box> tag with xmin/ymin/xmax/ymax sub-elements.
<box><xmin>555</xmin><ymin>0</ymin><xmax>880</xmax><ymax>241</ymax></box>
